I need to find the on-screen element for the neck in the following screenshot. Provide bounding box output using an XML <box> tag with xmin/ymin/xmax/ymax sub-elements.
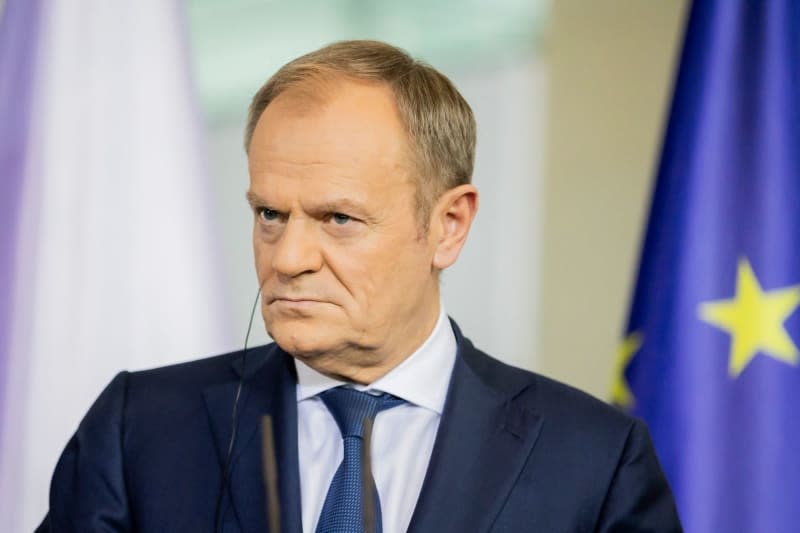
<box><xmin>303</xmin><ymin>302</ymin><xmax>442</xmax><ymax>385</ymax></box>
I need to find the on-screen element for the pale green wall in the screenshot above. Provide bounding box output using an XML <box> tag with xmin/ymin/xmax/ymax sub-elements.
<box><xmin>187</xmin><ymin>0</ymin><xmax>548</xmax><ymax>125</ymax></box>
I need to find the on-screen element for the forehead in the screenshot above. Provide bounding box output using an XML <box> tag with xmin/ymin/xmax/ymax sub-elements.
<box><xmin>248</xmin><ymin>79</ymin><xmax>412</xmax><ymax>179</ymax></box>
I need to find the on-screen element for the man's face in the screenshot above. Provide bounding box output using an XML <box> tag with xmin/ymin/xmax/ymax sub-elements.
<box><xmin>247</xmin><ymin>79</ymin><xmax>442</xmax><ymax>383</ymax></box>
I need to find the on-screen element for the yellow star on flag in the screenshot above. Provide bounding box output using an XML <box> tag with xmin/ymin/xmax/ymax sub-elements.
<box><xmin>611</xmin><ymin>331</ymin><xmax>642</xmax><ymax>408</ymax></box>
<box><xmin>698</xmin><ymin>257</ymin><xmax>800</xmax><ymax>377</ymax></box>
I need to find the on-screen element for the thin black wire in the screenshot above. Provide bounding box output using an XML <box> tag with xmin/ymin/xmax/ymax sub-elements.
<box><xmin>214</xmin><ymin>286</ymin><xmax>261</xmax><ymax>531</ymax></box>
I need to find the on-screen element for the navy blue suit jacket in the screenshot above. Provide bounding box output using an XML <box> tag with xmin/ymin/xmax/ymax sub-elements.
<box><xmin>38</xmin><ymin>323</ymin><xmax>681</xmax><ymax>532</ymax></box>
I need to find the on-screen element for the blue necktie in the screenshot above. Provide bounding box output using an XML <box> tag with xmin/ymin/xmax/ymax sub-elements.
<box><xmin>315</xmin><ymin>387</ymin><xmax>404</xmax><ymax>533</ymax></box>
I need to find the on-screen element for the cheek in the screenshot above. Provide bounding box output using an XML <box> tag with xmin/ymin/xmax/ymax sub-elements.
<box><xmin>253</xmin><ymin>249</ymin><xmax>275</xmax><ymax>290</ymax></box>
<box><xmin>253</xmin><ymin>235</ymin><xmax>273</xmax><ymax>270</ymax></box>
<box><xmin>332</xmin><ymin>240</ymin><xmax>430</xmax><ymax>310</ymax></box>
<box><xmin>327</xmin><ymin>250</ymin><xmax>378</xmax><ymax>304</ymax></box>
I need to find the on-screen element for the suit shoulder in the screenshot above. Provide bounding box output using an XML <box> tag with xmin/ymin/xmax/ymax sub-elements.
<box><xmin>462</xmin><ymin>339</ymin><xmax>637</xmax><ymax>435</ymax></box>
<box><xmin>526</xmin><ymin>370</ymin><xmax>635</xmax><ymax>433</ymax></box>
<box><xmin>460</xmin><ymin>346</ymin><xmax>680</xmax><ymax>531</ymax></box>
<box><xmin>127</xmin><ymin>343</ymin><xmax>276</xmax><ymax>387</ymax></box>
<box><xmin>115</xmin><ymin>344</ymin><xmax>281</xmax><ymax>414</ymax></box>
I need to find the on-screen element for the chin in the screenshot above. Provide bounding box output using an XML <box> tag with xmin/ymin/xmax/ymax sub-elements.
<box><xmin>265</xmin><ymin>316</ymin><xmax>338</xmax><ymax>358</ymax></box>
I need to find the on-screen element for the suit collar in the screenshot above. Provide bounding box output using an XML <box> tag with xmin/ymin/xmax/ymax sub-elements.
<box><xmin>203</xmin><ymin>345</ymin><xmax>302</xmax><ymax>533</ymax></box>
<box><xmin>407</xmin><ymin>321</ymin><xmax>544</xmax><ymax>533</ymax></box>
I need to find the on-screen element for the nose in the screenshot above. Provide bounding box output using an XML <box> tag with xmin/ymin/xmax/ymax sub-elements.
<box><xmin>270</xmin><ymin>217</ymin><xmax>323</xmax><ymax>278</ymax></box>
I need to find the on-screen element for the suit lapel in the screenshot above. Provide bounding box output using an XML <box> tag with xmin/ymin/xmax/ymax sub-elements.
<box><xmin>407</xmin><ymin>329</ymin><xmax>544</xmax><ymax>533</ymax></box>
<box><xmin>203</xmin><ymin>345</ymin><xmax>303</xmax><ymax>533</ymax></box>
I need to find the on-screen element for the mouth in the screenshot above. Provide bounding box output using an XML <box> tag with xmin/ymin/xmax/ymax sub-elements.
<box><xmin>268</xmin><ymin>296</ymin><xmax>326</xmax><ymax>304</ymax></box>
<box><xmin>267</xmin><ymin>297</ymin><xmax>333</xmax><ymax>313</ymax></box>
<box><xmin>267</xmin><ymin>297</ymin><xmax>331</xmax><ymax>318</ymax></box>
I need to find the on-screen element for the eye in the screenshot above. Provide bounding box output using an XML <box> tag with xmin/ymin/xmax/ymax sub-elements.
<box><xmin>258</xmin><ymin>208</ymin><xmax>279</xmax><ymax>222</ymax></box>
<box><xmin>332</xmin><ymin>213</ymin><xmax>351</xmax><ymax>225</ymax></box>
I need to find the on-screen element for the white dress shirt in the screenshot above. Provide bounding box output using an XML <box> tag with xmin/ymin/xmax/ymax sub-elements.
<box><xmin>295</xmin><ymin>307</ymin><xmax>457</xmax><ymax>533</ymax></box>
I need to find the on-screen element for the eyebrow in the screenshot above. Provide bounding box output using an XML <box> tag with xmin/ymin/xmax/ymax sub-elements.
<box><xmin>245</xmin><ymin>191</ymin><xmax>373</xmax><ymax>219</ymax></box>
<box><xmin>246</xmin><ymin>191</ymin><xmax>262</xmax><ymax>207</ymax></box>
<box><xmin>309</xmin><ymin>199</ymin><xmax>367</xmax><ymax>216</ymax></box>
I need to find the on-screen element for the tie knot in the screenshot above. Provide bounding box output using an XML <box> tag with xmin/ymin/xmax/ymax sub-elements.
<box><xmin>320</xmin><ymin>387</ymin><xmax>405</xmax><ymax>438</ymax></box>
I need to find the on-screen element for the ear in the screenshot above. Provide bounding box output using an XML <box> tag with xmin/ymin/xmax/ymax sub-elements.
<box><xmin>431</xmin><ymin>184</ymin><xmax>479</xmax><ymax>270</ymax></box>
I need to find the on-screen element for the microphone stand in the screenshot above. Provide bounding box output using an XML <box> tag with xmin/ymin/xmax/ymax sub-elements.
<box><xmin>362</xmin><ymin>417</ymin><xmax>376</xmax><ymax>532</ymax></box>
<box><xmin>260</xmin><ymin>414</ymin><xmax>378</xmax><ymax>532</ymax></box>
<box><xmin>261</xmin><ymin>416</ymin><xmax>282</xmax><ymax>533</ymax></box>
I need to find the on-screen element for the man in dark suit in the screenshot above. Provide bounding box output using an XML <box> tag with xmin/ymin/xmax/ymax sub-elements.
<box><xmin>39</xmin><ymin>40</ymin><xmax>681</xmax><ymax>532</ymax></box>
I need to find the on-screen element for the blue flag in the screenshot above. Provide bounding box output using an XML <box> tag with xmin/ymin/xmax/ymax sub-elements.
<box><xmin>615</xmin><ymin>1</ymin><xmax>800</xmax><ymax>531</ymax></box>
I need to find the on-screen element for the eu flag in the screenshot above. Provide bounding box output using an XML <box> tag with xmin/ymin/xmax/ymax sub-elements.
<box><xmin>615</xmin><ymin>1</ymin><xmax>800</xmax><ymax>531</ymax></box>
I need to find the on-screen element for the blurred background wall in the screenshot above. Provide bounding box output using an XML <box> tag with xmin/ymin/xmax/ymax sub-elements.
<box><xmin>0</xmin><ymin>0</ymin><xmax>686</xmax><ymax>530</ymax></box>
<box><xmin>540</xmin><ymin>0</ymin><xmax>687</xmax><ymax>397</ymax></box>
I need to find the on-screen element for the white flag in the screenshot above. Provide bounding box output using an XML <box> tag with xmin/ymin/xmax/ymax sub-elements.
<box><xmin>0</xmin><ymin>1</ymin><xmax>235</xmax><ymax>530</ymax></box>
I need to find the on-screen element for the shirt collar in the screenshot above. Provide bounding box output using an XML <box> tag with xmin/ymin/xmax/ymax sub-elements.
<box><xmin>294</xmin><ymin>307</ymin><xmax>457</xmax><ymax>415</ymax></box>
